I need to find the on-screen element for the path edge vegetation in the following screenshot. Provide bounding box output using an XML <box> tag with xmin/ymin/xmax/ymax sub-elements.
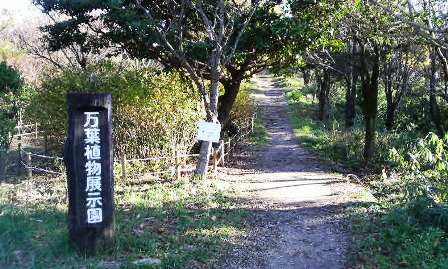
<box><xmin>280</xmin><ymin>73</ymin><xmax>448</xmax><ymax>268</ymax></box>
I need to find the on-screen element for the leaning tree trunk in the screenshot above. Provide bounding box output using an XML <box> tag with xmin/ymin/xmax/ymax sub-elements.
<box><xmin>218</xmin><ymin>72</ymin><xmax>244</xmax><ymax>127</ymax></box>
<box><xmin>318</xmin><ymin>70</ymin><xmax>331</xmax><ymax>122</ymax></box>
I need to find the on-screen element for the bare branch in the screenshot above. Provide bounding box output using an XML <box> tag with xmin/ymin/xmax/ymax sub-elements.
<box><xmin>223</xmin><ymin>3</ymin><xmax>258</xmax><ymax>65</ymax></box>
<box><xmin>133</xmin><ymin>0</ymin><xmax>211</xmax><ymax>116</ymax></box>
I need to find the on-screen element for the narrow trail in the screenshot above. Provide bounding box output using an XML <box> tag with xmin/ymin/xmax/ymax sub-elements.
<box><xmin>215</xmin><ymin>74</ymin><xmax>360</xmax><ymax>269</ymax></box>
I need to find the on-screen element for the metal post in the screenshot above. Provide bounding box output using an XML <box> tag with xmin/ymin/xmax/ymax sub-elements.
<box><xmin>35</xmin><ymin>123</ymin><xmax>38</xmax><ymax>139</ymax></box>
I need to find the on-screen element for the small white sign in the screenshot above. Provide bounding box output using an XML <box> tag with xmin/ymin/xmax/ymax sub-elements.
<box><xmin>197</xmin><ymin>121</ymin><xmax>221</xmax><ymax>143</ymax></box>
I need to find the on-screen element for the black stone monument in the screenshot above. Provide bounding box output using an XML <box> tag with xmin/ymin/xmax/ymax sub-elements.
<box><xmin>64</xmin><ymin>93</ymin><xmax>114</xmax><ymax>255</ymax></box>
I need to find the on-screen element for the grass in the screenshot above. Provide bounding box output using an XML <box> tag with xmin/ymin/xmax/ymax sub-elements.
<box><xmin>242</xmin><ymin>79</ymin><xmax>268</xmax><ymax>148</ymax></box>
<box><xmin>0</xmin><ymin>175</ymin><xmax>248</xmax><ymax>268</ymax></box>
<box><xmin>248</xmin><ymin>116</ymin><xmax>268</xmax><ymax>147</ymax></box>
<box><xmin>348</xmin><ymin>201</ymin><xmax>448</xmax><ymax>269</ymax></box>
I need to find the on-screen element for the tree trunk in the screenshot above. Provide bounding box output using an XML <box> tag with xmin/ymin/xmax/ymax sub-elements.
<box><xmin>362</xmin><ymin>81</ymin><xmax>379</xmax><ymax>162</ymax></box>
<box><xmin>301</xmin><ymin>67</ymin><xmax>310</xmax><ymax>86</ymax></box>
<box><xmin>429</xmin><ymin>49</ymin><xmax>445</xmax><ymax>136</ymax></box>
<box><xmin>360</xmin><ymin>45</ymin><xmax>380</xmax><ymax>164</ymax></box>
<box><xmin>318</xmin><ymin>70</ymin><xmax>330</xmax><ymax>122</ymax></box>
<box><xmin>194</xmin><ymin>46</ymin><xmax>222</xmax><ymax>178</ymax></box>
<box><xmin>0</xmin><ymin>151</ymin><xmax>6</xmax><ymax>179</ymax></box>
<box><xmin>384</xmin><ymin>71</ymin><xmax>395</xmax><ymax>131</ymax></box>
<box><xmin>195</xmin><ymin>141</ymin><xmax>212</xmax><ymax>177</ymax></box>
<box><xmin>345</xmin><ymin>72</ymin><xmax>357</xmax><ymax>128</ymax></box>
<box><xmin>385</xmin><ymin>100</ymin><xmax>395</xmax><ymax>131</ymax></box>
<box><xmin>218</xmin><ymin>79</ymin><xmax>243</xmax><ymax>126</ymax></box>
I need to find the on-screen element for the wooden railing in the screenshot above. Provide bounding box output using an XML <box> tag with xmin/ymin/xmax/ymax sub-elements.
<box><xmin>18</xmin><ymin>114</ymin><xmax>256</xmax><ymax>180</ymax></box>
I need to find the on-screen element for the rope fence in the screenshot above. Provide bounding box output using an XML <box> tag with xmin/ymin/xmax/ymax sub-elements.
<box><xmin>16</xmin><ymin>114</ymin><xmax>256</xmax><ymax>181</ymax></box>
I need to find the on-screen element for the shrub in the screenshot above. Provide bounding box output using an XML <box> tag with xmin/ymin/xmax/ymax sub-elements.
<box><xmin>228</xmin><ymin>82</ymin><xmax>256</xmax><ymax>135</ymax></box>
<box><xmin>27</xmin><ymin>61</ymin><xmax>203</xmax><ymax>160</ymax></box>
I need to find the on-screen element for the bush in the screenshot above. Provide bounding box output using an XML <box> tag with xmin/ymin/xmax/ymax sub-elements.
<box><xmin>228</xmin><ymin>82</ymin><xmax>256</xmax><ymax>135</ymax></box>
<box><xmin>27</xmin><ymin>62</ymin><xmax>203</xmax><ymax>160</ymax></box>
<box><xmin>350</xmin><ymin>133</ymin><xmax>448</xmax><ymax>268</ymax></box>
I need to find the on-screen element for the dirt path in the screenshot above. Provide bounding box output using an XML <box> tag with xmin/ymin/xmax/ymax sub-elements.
<box><xmin>214</xmin><ymin>74</ymin><xmax>360</xmax><ymax>269</ymax></box>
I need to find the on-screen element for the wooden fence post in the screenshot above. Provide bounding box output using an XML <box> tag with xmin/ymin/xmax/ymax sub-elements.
<box><xmin>26</xmin><ymin>152</ymin><xmax>32</xmax><ymax>179</ymax></box>
<box><xmin>121</xmin><ymin>154</ymin><xmax>126</xmax><ymax>181</ymax></box>
<box><xmin>220</xmin><ymin>140</ymin><xmax>225</xmax><ymax>167</ymax></box>
<box><xmin>17</xmin><ymin>135</ymin><xmax>22</xmax><ymax>174</ymax></box>
<box><xmin>213</xmin><ymin>148</ymin><xmax>217</xmax><ymax>174</ymax></box>
<box><xmin>35</xmin><ymin>123</ymin><xmax>38</xmax><ymax>139</ymax></box>
<box><xmin>44</xmin><ymin>135</ymin><xmax>49</xmax><ymax>154</ymax></box>
<box><xmin>175</xmin><ymin>146</ymin><xmax>180</xmax><ymax>181</ymax></box>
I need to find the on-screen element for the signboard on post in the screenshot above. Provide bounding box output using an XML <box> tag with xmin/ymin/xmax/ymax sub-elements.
<box><xmin>64</xmin><ymin>93</ymin><xmax>114</xmax><ymax>255</ymax></box>
<box><xmin>197</xmin><ymin>121</ymin><xmax>221</xmax><ymax>143</ymax></box>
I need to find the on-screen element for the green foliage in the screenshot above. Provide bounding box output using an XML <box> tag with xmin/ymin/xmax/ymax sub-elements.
<box><xmin>27</xmin><ymin>62</ymin><xmax>202</xmax><ymax>159</ymax></box>
<box><xmin>0</xmin><ymin>62</ymin><xmax>23</xmax><ymax>153</ymax></box>
<box><xmin>235</xmin><ymin>81</ymin><xmax>267</xmax><ymax>147</ymax></box>
<box><xmin>389</xmin><ymin>133</ymin><xmax>448</xmax><ymax>203</ymax></box>
<box><xmin>248</xmin><ymin>116</ymin><xmax>268</xmax><ymax>147</ymax></box>
<box><xmin>229</xmin><ymin>82</ymin><xmax>256</xmax><ymax>134</ymax></box>
<box><xmin>0</xmin><ymin>175</ymin><xmax>248</xmax><ymax>268</ymax></box>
